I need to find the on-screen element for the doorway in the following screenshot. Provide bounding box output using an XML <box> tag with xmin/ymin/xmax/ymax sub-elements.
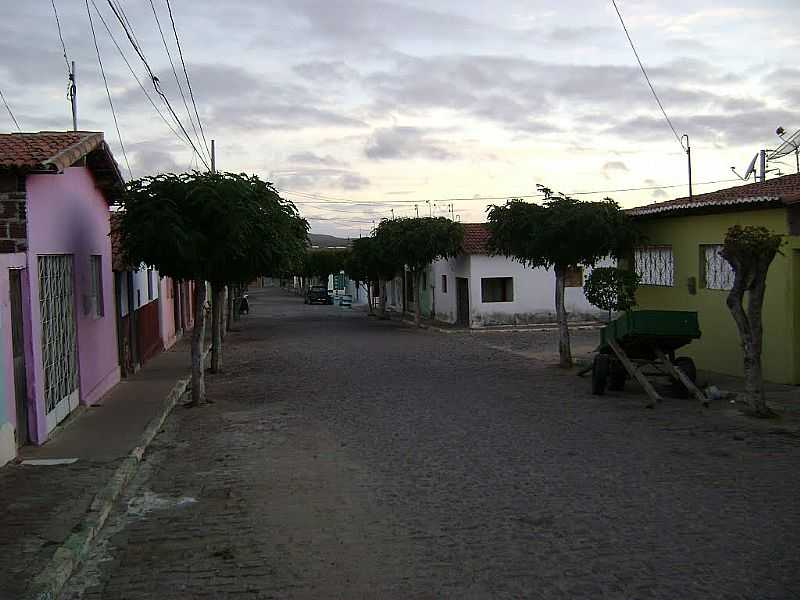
<box><xmin>9</xmin><ymin>269</ymin><xmax>29</xmax><ymax>446</ymax></box>
<box><xmin>456</xmin><ymin>277</ymin><xmax>470</xmax><ymax>327</ymax></box>
<box><xmin>38</xmin><ymin>255</ymin><xmax>80</xmax><ymax>432</ymax></box>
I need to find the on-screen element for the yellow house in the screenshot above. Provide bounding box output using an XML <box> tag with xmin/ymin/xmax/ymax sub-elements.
<box><xmin>627</xmin><ymin>174</ymin><xmax>800</xmax><ymax>385</ymax></box>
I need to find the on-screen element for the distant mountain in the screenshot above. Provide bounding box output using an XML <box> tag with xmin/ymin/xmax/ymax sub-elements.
<box><xmin>308</xmin><ymin>233</ymin><xmax>352</xmax><ymax>249</ymax></box>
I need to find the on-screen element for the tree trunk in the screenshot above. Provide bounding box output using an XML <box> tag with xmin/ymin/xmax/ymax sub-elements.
<box><xmin>414</xmin><ymin>270</ymin><xmax>422</xmax><ymax>327</ymax></box>
<box><xmin>554</xmin><ymin>266</ymin><xmax>572</xmax><ymax>368</ymax></box>
<box><xmin>727</xmin><ymin>276</ymin><xmax>770</xmax><ymax>415</ymax></box>
<box><xmin>232</xmin><ymin>285</ymin><xmax>241</xmax><ymax>322</ymax></box>
<box><xmin>210</xmin><ymin>283</ymin><xmax>223</xmax><ymax>373</ymax></box>
<box><xmin>226</xmin><ymin>285</ymin><xmax>234</xmax><ymax>332</ymax></box>
<box><xmin>379</xmin><ymin>279</ymin><xmax>388</xmax><ymax>319</ymax></box>
<box><xmin>189</xmin><ymin>279</ymin><xmax>207</xmax><ymax>405</ymax></box>
<box><xmin>221</xmin><ymin>285</ymin><xmax>228</xmax><ymax>340</ymax></box>
<box><xmin>366</xmin><ymin>282</ymin><xmax>374</xmax><ymax>315</ymax></box>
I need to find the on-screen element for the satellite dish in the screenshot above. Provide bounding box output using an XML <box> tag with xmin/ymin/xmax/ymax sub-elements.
<box><xmin>768</xmin><ymin>127</ymin><xmax>800</xmax><ymax>160</ymax></box>
<box><xmin>743</xmin><ymin>154</ymin><xmax>758</xmax><ymax>179</ymax></box>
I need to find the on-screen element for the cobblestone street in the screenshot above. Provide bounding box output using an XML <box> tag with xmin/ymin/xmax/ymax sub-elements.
<box><xmin>63</xmin><ymin>288</ymin><xmax>800</xmax><ymax>599</ymax></box>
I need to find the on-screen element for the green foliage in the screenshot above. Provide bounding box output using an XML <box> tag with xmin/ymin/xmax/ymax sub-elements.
<box><xmin>721</xmin><ymin>225</ymin><xmax>784</xmax><ymax>289</ymax></box>
<box><xmin>486</xmin><ymin>186</ymin><xmax>640</xmax><ymax>270</ymax></box>
<box><xmin>584</xmin><ymin>267</ymin><xmax>639</xmax><ymax>316</ymax></box>
<box><xmin>303</xmin><ymin>249</ymin><xmax>351</xmax><ymax>279</ymax></box>
<box><xmin>117</xmin><ymin>171</ymin><xmax>308</xmax><ymax>285</ymax></box>
<box><xmin>346</xmin><ymin>236</ymin><xmax>396</xmax><ymax>284</ymax></box>
<box><xmin>373</xmin><ymin>217</ymin><xmax>464</xmax><ymax>272</ymax></box>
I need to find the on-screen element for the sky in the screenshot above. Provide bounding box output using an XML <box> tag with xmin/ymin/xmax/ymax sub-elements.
<box><xmin>2</xmin><ymin>0</ymin><xmax>798</xmax><ymax>236</ymax></box>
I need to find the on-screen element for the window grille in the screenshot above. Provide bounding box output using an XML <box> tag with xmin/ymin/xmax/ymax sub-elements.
<box><xmin>701</xmin><ymin>244</ymin><xmax>734</xmax><ymax>291</ymax></box>
<box><xmin>634</xmin><ymin>246</ymin><xmax>674</xmax><ymax>287</ymax></box>
<box><xmin>88</xmin><ymin>255</ymin><xmax>104</xmax><ymax>317</ymax></box>
<box><xmin>481</xmin><ymin>277</ymin><xmax>514</xmax><ymax>302</ymax></box>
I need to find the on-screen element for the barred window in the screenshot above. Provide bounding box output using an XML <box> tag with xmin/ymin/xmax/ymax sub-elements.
<box><xmin>634</xmin><ymin>246</ymin><xmax>674</xmax><ymax>287</ymax></box>
<box><xmin>701</xmin><ymin>244</ymin><xmax>734</xmax><ymax>291</ymax></box>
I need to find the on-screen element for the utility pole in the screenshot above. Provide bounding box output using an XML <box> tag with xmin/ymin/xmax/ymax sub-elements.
<box><xmin>759</xmin><ymin>149</ymin><xmax>767</xmax><ymax>182</ymax></box>
<box><xmin>415</xmin><ymin>204</ymin><xmax>419</xmax><ymax>218</ymax></box>
<box><xmin>70</xmin><ymin>61</ymin><xmax>77</xmax><ymax>131</ymax></box>
<box><xmin>211</xmin><ymin>139</ymin><xmax>216</xmax><ymax>173</ymax></box>
<box><xmin>681</xmin><ymin>134</ymin><xmax>692</xmax><ymax>200</ymax></box>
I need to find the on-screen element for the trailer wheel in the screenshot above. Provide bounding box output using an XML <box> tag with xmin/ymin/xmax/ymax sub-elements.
<box><xmin>671</xmin><ymin>357</ymin><xmax>697</xmax><ymax>399</ymax></box>
<box><xmin>608</xmin><ymin>359</ymin><xmax>626</xmax><ymax>391</ymax></box>
<box><xmin>592</xmin><ymin>354</ymin><xmax>609</xmax><ymax>395</ymax></box>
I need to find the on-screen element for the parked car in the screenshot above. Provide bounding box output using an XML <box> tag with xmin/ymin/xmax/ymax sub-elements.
<box><xmin>305</xmin><ymin>285</ymin><xmax>333</xmax><ymax>305</ymax></box>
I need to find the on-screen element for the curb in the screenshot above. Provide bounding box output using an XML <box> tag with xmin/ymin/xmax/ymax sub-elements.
<box><xmin>26</xmin><ymin>347</ymin><xmax>211</xmax><ymax>600</ymax></box>
<box><xmin>400</xmin><ymin>318</ymin><xmax>604</xmax><ymax>335</ymax></box>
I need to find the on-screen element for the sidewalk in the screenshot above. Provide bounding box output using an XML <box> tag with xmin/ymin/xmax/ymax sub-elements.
<box><xmin>0</xmin><ymin>336</ymin><xmax>201</xmax><ymax>600</ymax></box>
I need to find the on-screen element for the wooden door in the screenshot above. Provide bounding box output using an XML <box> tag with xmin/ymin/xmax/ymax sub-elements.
<box><xmin>9</xmin><ymin>269</ymin><xmax>29</xmax><ymax>446</ymax></box>
<box><xmin>456</xmin><ymin>277</ymin><xmax>469</xmax><ymax>326</ymax></box>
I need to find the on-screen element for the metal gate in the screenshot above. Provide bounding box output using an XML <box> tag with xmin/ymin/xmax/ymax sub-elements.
<box><xmin>38</xmin><ymin>255</ymin><xmax>79</xmax><ymax>432</ymax></box>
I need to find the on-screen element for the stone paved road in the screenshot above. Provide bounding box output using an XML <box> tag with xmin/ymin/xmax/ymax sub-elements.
<box><xmin>62</xmin><ymin>288</ymin><xmax>800</xmax><ymax>599</ymax></box>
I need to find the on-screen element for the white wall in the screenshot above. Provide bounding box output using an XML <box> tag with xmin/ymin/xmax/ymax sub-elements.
<box><xmin>118</xmin><ymin>266</ymin><xmax>160</xmax><ymax>317</ymax></box>
<box><xmin>430</xmin><ymin>255</ymin><xmax>471</xmax><ymax>322</ymax></box>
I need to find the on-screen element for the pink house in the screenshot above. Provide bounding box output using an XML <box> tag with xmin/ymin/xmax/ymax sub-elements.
<box><xmin>0</xmin><ymin>131</ymin><xmax>122</xmax><ymax>461</ymax></box>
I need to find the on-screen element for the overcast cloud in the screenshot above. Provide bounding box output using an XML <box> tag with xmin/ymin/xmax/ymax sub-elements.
<box><xmin>2</xmin><ymin>1</ymin><xmax>797</xmax><ymax>235</ymax></box>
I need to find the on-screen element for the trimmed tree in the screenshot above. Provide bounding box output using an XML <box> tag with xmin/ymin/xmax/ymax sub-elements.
<box><xmin>346</xmin><ymin>236</ymin><xmax>398</xmax><ymax>315</ymax></box>
<box><xmin>117</xmin><ymin>171</ymin><xmax>307</xmax><ymax>404</ymax></box>
<box><xmin>374</xmin><ymin>217</ymin><xmax>463</xmax><ymax>326</ymax></box>
<box><xmin>487</xmin><ymin>186</ymin><xmax>639</xmax><ymax>368</ymax></box>
<box><xmin>303</xmin><ymin>249</ymin><xmax>351</xmax><ymax>289</ymax></box>
<box><xmin>584</xmin><ymin>267</ymin><xmax>640</xmax><ymax>322</ymax></box>
<box><xmin>721</xmin><ymin>225</ymin><xmax>784</xmax><ymax>417</ymax></box>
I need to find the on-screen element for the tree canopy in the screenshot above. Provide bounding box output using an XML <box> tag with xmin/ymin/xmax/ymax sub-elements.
<box><xmin>486</xmin><ymin>187</ymin><xmax>639</xmax><ymax>270</ymax></box>
<box><xmin>373</xmin><ymin>217</ymin><xmax>464</xmax><ymax>272</ymax></box>
<box><xmin>117</xmin><ymin>171</ymin><xmax>309</xmax><ymax>286</ymax></box>
<box><xmin>584</xmin><ymin>267</ymin><xmax>640</xmax><ymax>320</ymax></box>
<box><xmin>303</xmin><ymin>249</ymin><xmax>351</xmax><ymax>280</ymax></box>
<box><xmin>345</xmin><ymin>236</ymin><xmax>396</xmax><ymax>285</ymax></box>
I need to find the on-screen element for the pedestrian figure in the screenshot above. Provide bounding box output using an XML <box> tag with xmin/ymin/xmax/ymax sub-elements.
<box><xmin>239</xmin><ymin>293</ymin><xmax>250</xmax><ymax>315</ymax></box>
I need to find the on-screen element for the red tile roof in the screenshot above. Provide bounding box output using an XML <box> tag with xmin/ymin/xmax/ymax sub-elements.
<box><xmin>461</xmin><ymin>222</ymin><xmax>490</xmax><ymax>254</ymax></box>
<box><xmin>0</xmin><ymin>131</ymin><xmax>124</xmax><ymax>201</ymax></box>
<box><xmin>627</xmin><ymin>173</ymin><xmax>800</xmax><ymax>217</ymax></box>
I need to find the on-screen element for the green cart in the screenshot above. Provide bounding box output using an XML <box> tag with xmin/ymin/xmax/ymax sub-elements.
<box><xmin>591</xmin><ymin>310</ymin><xmax>708</xmax><ymax>408</ymax></box>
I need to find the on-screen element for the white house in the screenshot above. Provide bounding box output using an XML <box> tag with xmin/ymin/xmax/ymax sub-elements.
<box><xmin>386</xmin><ymin>223</ymin><xmax>605</xmax><ymax>327</ymax></box>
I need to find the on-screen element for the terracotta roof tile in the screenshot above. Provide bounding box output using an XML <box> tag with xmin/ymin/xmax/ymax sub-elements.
<box><xmin>627</xmin><ymin>173</ymin><xmax>800</xmax><ymax>217</ymax></box>
<box><xmin>0</xmin><ymin>131</ymin><xmax>108</xmax><ymax>171</ymax></box>
<box><xmin>461</xmin><ymin>222</ymin><xmax>490</xmax><ymax>254</ymax></box>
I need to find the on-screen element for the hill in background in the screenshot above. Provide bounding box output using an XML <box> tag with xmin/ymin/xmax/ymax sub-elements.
<box><xmin>308</xmin><ymin>233</ymin><xmax>352</xmax><ymax>249</ymax></box>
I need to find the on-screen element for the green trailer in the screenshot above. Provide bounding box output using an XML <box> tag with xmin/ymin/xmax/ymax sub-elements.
<box><xmin>591</xmin><ymin>310</ymin><xmax>708</xmax><ymax>408</ymax></box>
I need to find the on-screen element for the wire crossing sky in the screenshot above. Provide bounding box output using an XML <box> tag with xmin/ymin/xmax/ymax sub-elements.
<box><xmin>3</xmin><ymin>1</ymin><xmax>796</xmax><ymax>234</ymax></box>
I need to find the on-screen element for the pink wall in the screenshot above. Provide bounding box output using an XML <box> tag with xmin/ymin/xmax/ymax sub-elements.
<box><xmin>159</xmin><ymin>276</ymin><xmax>177</xmax><ymax>350</ymax></box>
<box><xmin>25</xmin><ymin>167</ymin><xmax>120</xmax><ymax>442</ymax></box>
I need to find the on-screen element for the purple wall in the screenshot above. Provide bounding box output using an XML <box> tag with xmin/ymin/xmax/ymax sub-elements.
<box><xmin>25</xmin><ymin>167</ymin><xmax>119</xmax><ymax>442</ymax></box>
<box><xmin>159</xmin><ymin>276</ymin><xmax>178</xmax><ymax>350</ymax></box>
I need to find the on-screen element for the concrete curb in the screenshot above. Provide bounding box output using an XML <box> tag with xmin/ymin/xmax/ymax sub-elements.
<box><xmin>26</xmin><ymin>346</ymin><xmax>211</xmax><ymax>600</ymax></box>
<box><xmin>400</xmin><ymin>318</ymin><xmax>604</xmax><ymax>335</ymax></box>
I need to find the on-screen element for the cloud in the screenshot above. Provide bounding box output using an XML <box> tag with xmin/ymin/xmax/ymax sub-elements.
<box><xmin>652</xmin><ymin>189</ymin><xmax>669</xmax><ymax>199</ymax></box>
<box><xmin>603</xmin><ymin>161</ymin><xmax>629</xmax><ymax>171</ymax></box>
<box><xmin>365</xmin><ymin>127</ymin><xmax>455</xmax><ymax>160</ymax></box>
<box><xmin>271</xmin><ymin>167</ymin><xmax>370</xmax><ymax>191</ymax></box>
<box><xmin>127</xmin><ymin>140</ymin><xmax>186</xmax><ymax>176</ymax></box>
<box><xmin>287</xmin><ymin>151</ymin><xmax>349</xmax><ymax>167</ymax></box>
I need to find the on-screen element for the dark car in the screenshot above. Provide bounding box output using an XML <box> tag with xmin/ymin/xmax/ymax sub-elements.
<box><xmin>305</xmin><ymin>285</ymin><xmax>333</xmax><ymax>305</ymax></box>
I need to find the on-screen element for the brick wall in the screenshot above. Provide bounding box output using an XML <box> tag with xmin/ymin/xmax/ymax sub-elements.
<box><xmin>0</xmin><ymin>174</ymin><xmax>27</xmax><ymax>253</ymax></box>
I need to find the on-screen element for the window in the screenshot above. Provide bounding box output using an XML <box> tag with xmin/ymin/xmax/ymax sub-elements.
<box><xmin>441</xmin><ymin>274</ymin><xmax>448</xmax><ymax>294</ymax></box>
<box><xmin>634</xmin><ymin>246</ymin><xmax>674</xmax><ymax>286</ymax></box>
<box><xmin>147</xmin><ymin>269</ymin><xmax>154</xmax><ymax>301</ymax></box>
<box><xmin>701</xmin><ymin>244</ymin><xmax>734</xmax><ymax>290</ymax></box>
<box><xmin>87</xmin><ymin>255</ymin><xmax>104</xmax><ymax>317</ymax></box>
<box><xmin>564</xmin><ymin>266</ymin><xmax>584</xmax><ymax>287</ymax></box>
<box><xmin>481</xmin><ymin>277</ymin><xmax>513</xmax><ymax>302</ymax></box>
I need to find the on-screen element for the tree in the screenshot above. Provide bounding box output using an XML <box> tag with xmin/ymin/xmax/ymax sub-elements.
<box><xmin>346</xmin><ymin>236</ymin><xmax>397</xmax><ymax>315</ymax></box>
<box><xmin>721</xmin><ymin>225</ymin><xmax>783</xmax><ymax>417</ymax></box>
<box><xmin>374</xmin><ymin>217</ymin><xmax>463</xmax><ymax>326</ymax></box>
<box><xmin>487</xmin><ymin>186</ymin><xmax>640</xmax><ymax>368</ymax></box>
<box><xmin>303</xmin><ymin>249</ymin><xmax>350</xmax><ymax>289</ymax></box>
<box><xmin>117</xmin><ymin>171</ymin><xmax>308</xmax><ymax>404</ymax></box>
<box><xmin>584</xmin><ymin>267</ymin><xmax>640</xmax><ymax>322</ymax></box>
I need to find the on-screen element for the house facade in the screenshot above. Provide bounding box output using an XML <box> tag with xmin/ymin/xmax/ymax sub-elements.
<box><xmin>0</xmin><ymin>131</ymin><xmax>123</xmax><ymax>458</ymax></box>
<box><xmin>627</xmin><ymin>174</ymin><xmax>800</xmax><ymax>384</ymax></box>
<box><xmin>386</xmin><ymin>223</ymin><xmax>604</xmax><ymax>327</ymax></box>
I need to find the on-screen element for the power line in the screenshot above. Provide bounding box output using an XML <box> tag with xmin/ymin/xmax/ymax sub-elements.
<box><xmin>279</xmin><ymin>178</ymin><xmax>741</xmax><ymax>207</ymax></box>
<box><xmin>104</xmin><ymin>0</ymin><xmax>210</xmax><ymax>170</ymax></box>
<box><xmin>0</xmin><ymin>88</ymin><xmax>22</xmax><ymax>132</ymax></box>
<box><xmin>610</xmin><ymin>0</ymin><xmax>684</xmax><ymax>150</ymax></box>
<box><xmin>86</xmin><ymin>0</ymin><xmax>132</xmax><ymax>179</ymax></box>
<box><xmin>165</xmin><ymin>0</ymin><xmax>211</xmax><ymax>160</ymax></box>
<box><xmin>50</xmin><ymin>0</ymin><xmax>71</xmax><ymax>73</ymax></box>
<box><xmin>90</xmin><ymin>0</ymin><xmax>189</xmax><ymax>149</ymax></box>
<box><xmin>147</xmin><ymin>0</ymin><xmax>208</xmax><ymax>165</ymax></box>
